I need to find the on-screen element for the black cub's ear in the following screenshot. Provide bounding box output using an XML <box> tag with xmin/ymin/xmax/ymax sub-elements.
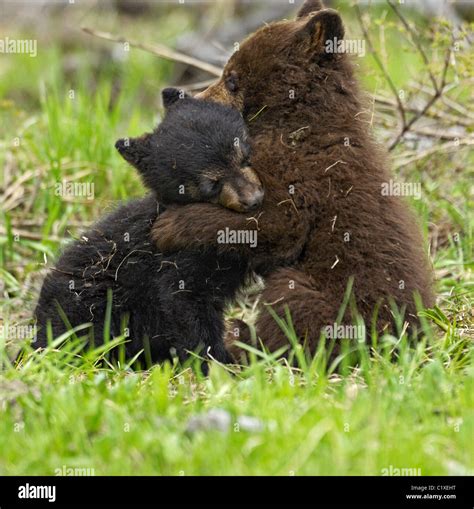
<box><xmin>162</xmin><ymin>87</ymin><xmax>191</xmax><ymax>109</ymax></box>
<box><xmin>297</xmin><ymin>0</ymin><xmax>325</xmax><ymax>18</ymax></box>
<box><xmin>296</xmin><ymin>8</ymin><xmax>344</xmax><ymax>55</ymax></box>
<box><xmin>115</xmin><ymin>134</ymin><xmax>151</xmax><ymax>167</ymax></box>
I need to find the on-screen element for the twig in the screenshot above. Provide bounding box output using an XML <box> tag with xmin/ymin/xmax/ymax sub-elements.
<box><xmin>387</xmin><ymin>0</ymin><xmax>439</xmax><ymax>93</ymax></box>
<box><xmin>408</xmin><ymin>127</ymin><xmax>466</xmax><ymax>141</ymax></box>
<box><xmin>393</xmin><ymin>137</ymin><xmax>474</xmax><ymax>169</ymax></box>
<box><xmin>81</xmin><ymin>26</ymin><xmax>222</xmax><ymax>77</ymax></box>
<box><xmin>176</xmin><ymin>78</ymin><xmax>217</xmax><ymax>91</ymax></box>
<box><xmin>441</xmin><ymin>95</ymin><xmax>474</xmax><ymax>120</ymax></box>
<box><xmin>408</xmin><ymin>82</ymin><xmax>474</xmax><ymax>121</ymax></box>
<box><xmin>359</xmin><ymin>1</ymin><xmax>456</xmax><ymax>151</ymax></box>
<box><xmin>388</xmin><ymin>40</ymin><xmax>453</xmax><ymax>151</ymax></box>
<box><xmin>374</xmin><ymin>94</ymin><xmax>472</xmax><ymax>128</ymax></box>
<box><xmin>0</xmin><ymin>227</ymin><xmax>61</xmax><ymax>242</ymax></box>
<box><xmin>355</xmin><ymin>4</ymin><xmax>406</xmax><ymax>129</ymax></box>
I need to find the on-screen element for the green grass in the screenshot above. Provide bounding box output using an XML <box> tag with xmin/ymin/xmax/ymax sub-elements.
<box><xmin>0</xmin><ymin>3</ymin><xmax>473</xmax><ymax>476</ymax></box>
<box><xmin>1</xmin><ymin>324</ymin><xmax>473</xmax><ymax>476</ymax></box>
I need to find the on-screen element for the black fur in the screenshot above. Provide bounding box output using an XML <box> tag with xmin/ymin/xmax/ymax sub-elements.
<box><xmin>34</xmin><ymin>91</ymin><xmax>263</xmax><ymax>372</ymax></box>
<box><xmin>115</xmin><ymin>89</ymin><xmax>261</xmax><ymax>211</ymax></box>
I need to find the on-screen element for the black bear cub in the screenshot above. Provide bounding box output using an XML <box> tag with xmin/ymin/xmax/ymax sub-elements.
<box><xmin>34</xmin><ymin>88</ymin><xmax>263</xmax><ymax>372</ymax></box>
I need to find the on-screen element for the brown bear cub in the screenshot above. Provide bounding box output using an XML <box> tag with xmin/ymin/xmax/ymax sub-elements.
<box><xmin>152</xmin><ymin>0</ymin><xmax>435</xmax><ymax>359</ymax></box>
<box><xmin>34</xmin><ymin>88</ymin><xmax>263</xmax><ymax>372</ymax></box>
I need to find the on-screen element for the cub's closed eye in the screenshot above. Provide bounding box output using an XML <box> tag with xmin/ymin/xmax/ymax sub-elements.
<box><xmin>210</xmin><ymin>180</ymin><xmax>221</xmax><ymax>191</ymax></box>
<box><xmin>202</xmin><ymin>178</ymin><xmax>221</xmax><ymax>196</ymax></box>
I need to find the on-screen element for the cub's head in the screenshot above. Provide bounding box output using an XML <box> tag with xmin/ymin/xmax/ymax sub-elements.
<box><xmin>197</xmin><ymin>0</ymin><xmax>347</xmax><ymax>117</ymax></box>
<box><xmin>116</xmin><ymin>88</ymin><xmax>263</xmax><ymax>212</ymax></box>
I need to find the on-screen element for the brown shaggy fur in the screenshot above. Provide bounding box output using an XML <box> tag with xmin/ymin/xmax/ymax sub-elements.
<box><xmin>152</xmin><ymin>0</ymin><xmax>435</xmax><ymax>358</ymax></box>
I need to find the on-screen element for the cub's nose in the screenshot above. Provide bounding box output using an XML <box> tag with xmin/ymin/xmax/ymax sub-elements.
<box><xmin>241</xmin><ymin>188</ymin><xmax>264</xmax><ymax>211</ymax></box>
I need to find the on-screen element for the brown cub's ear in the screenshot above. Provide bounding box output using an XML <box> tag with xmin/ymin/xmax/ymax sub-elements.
<box><xmin>296</xmin><ymin>8</ymin><xmax>344</xmax><ymax>55</ymax></box>
<box><xmin>115</xmin><ymin>134</ymin><xmax>151</xmax><ymax>167</ymax></box>
<box><xmin>162</xmin><ymin>87</ymin><xmax>191</xmax><ymax>109</ymax></box>
<box><xmin>297</xmin><ymin>0</ymin><xmax>325</xmax><ymax>18</ymax></box>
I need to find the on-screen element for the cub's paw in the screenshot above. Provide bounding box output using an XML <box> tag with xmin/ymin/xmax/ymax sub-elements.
<box><xmin>152</xmin><ymin>210</ymin><xmax>188</xmax><ymax>253</ymax></box>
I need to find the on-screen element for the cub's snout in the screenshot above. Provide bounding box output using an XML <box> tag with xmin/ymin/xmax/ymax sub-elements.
<box><xmin>218</xmin><ymin>166</ymin><xmax>264</xmax><ymax>212</ymax></box>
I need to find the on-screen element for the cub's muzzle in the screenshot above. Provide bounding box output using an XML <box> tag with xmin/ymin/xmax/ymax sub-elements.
<box><xmin>218</xmin><ymin>166</ymin><xmax>264</xmax><ymax>213</ymax></box>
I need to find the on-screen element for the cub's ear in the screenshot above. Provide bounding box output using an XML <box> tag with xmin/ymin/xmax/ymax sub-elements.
<box><xmin>162</xmin><ymin>87</ymin><xmax>191</xmax><ymax>109</ymax></box>
<box><xmin>295</xmin><ymin>8</ymin><xmax>344</xmax><ymax>55</ymax></box>
<box><xmin>297</xmin><ymin>0</ymin><xmax>325</xmax><ymax>18</ymax></box>
<box><xmin>115</xmin><ymin>135</ymin><xmax>151</xmax><ymax>167</ymax></box>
